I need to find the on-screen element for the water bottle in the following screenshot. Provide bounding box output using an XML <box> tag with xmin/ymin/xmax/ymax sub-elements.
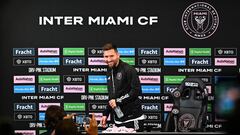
<box><xmin>114</xmin><ymin>106</ymin><xmax>124</xmax><ymax>118</ymax></box>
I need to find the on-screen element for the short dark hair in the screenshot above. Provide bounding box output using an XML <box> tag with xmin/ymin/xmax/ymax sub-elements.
<box><xmin>0</xmin><ymin>116</ymin><xmax>15</xmax><ymax>135</ymax></box>
<box><xmin>45</xmin><ymin>105</ymin><xmax>66</xmax><ymax>130</ymax></box>
<box><xmin>102</xmin><ymin>43</ymin><xmax>118</xmax><ymax>52</ymax></box>
<box><xmin>55</xmin><ymin>119</ymin><xmax>78</xmax><ymax>135</ymax></box>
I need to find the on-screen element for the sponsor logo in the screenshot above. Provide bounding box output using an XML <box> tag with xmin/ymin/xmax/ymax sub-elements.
<box><xmin>189</xmin><ymin>76</ymin><xmax>212</xmax><ymax>84</ymax></box>
<box><xmin>184</xmin><ymin>82</ymin><xmax>199</xmax><ymax>87</ymax></box>
<box><xmin>214</xmin><ymin>58</ymin><xmax>237</xmax><ymax>66</ymax></box>
<box><xmin>38</xmin><ymin>57</ymin><xmax>60</xmax><ymax>65</ymax></box>
<box><xmin>28</xmin><ymin>67</ymin><xmax>57</xmax><ymax>73</ymax></box>
<box><xmin>39</xmin><ymin>112</ymin><xmax>45</xmax><ymax>121</ymax></box>
<box><xmin>182</xmin><ymin>2</ymin><xmax>219</xmax><ymax>39</ymax></box>
<box><xmin>189</xmin><ymin>58</ymin><xmax>211</xmax><ymax>66</ymax></box>
<box><xmin>164</xmin><ymin>76</ymin><xmax>186</xmax><ymax>84</ymax></box>
<box><xmin>80</xmin><ymin>95</ymin><xmax>109</xmax><ymax>101</ymax></box>
<box><xmin>139</xmin><ymin>76</ymin><xmax>160</xmax><ymax>84</ymax></box>
<box><xmin>88</xmin><ymin>48</ymin><xmax>103</xmax><ymax>56</ymax></box>
<box><xmin>14</xmin><ymin>75</ymin><xmax>35</xmax><ymax>84</ymax></box>
<box><xmin>38</xmin><ymin>48</ymin><xmax>59</xmax><ymax>56</ymax></box>
<box><xmin>63</xmin><ymin>57</ymin><xmax>85</xmax><ymax>65</ymax></box>
<box><xmin>141</xmin><ymin>103</ymin><xmax>161</xmax><ymax>112</ymax></box>
<box><xmin>64</xmin><ymin>85</ymin><xmax>85</xmax><ymax>93</ymax></box>
<box><xmin>164</xmin><ymin>58</ymin><xmax>186</xmax><ymax>66</ymax></box>
<box><xmin>13</xmin><ymin>48</ymin><xmax>35</xmax><ymax>56</ymax></box>
<box><xmin>39</xmin><ymin>103</ymin><xmax>60</xmax><ymax>111</ymax></box>
<box><xmin>214</xmin><ymin>48</ymin><xmax>237</xmax><ymax>56</ymax></box>
<box><xmin>208</xmin><ymin>103</ymin><xmax>212</xmax><ymax>112</ymax></box>
<box><xmin>89</xmin><ymin>103</ymin><xmax>108</xmax><ymax>111</ymax></box>
<box><xmin>145</xmin><ymin>113</ymin><xmax>161</xmax><ymax>121</ymax></box>
<box><xmin>164</xmin><ymin>48</ymin><xmax>186</xmax><ymax>56</ymax></box>
<box><xmin>13</xmin><ymin>57</ymin><xmax>35</xmax><ymax>66</ymax></box>
<box><xmin>63</xmin><ymin>75</ymin><xmax>85</xmax><ymax>83</ymax></box>
<box><xmin>88</xmin><ymin>75</ymin><xmax>107</xmax><ymax>83</ymax></box>
<box><xmin>135</xmin><ymin>67</ymin><xmax>161</xmax><ymax>73</ymax></box>
<box><xmin>14</xmin><ymin>112</ymin><xmax>36</xmax><ymax>121</ymax></box>
<box><xmin>38</xmin><ymin>85</ymin><xmax>60</xmax><ymax>93</ymax></box>
<box><xmin>14</xmin><ymin>85</ymin><xmax>35</xmax><ymax>93</ymax></box>
<box><xmin>138</xmin><ymin>58</ymin><xmax>160</xmax><ymax>66</ymax></box>
<box><xmin>189</xmin><ymin>48</ymin><xmax>211</xmax><ymax>56</ymax></box>
<box><xmin>208</xmin><ymin>96</ymin><xmax>215</xmax><ymax>102</ymax></box>
<box><xmin>63</xmin><ymin>48</ymin><xmax>85</xmax><ymax>56</ymax></box>
<box><xmin>164</xmin><ymin>103</ymin><xmax>173</xmax><ymax>112</ymax></box>
<box><xmin>88</xmin><ymin>85</ymin><xmax>108</xmax><ymax>93</ymax></box>
<box><xmin>39</xmin><ymin>75</ymin><xmax>60</xmax><ymax>83</ymax></box>
<box><xmin>14</xmin><ymin>103</ymin><xmax>36</xmax><ymax>111</ymax></box>
<box><xmin>88</xmin><ymin>57</ymin><xmax>106</xmax><ymax>65</ymax></box>
<box><xmin>28</xmin><ymin>122</ymin><xmax>45</xmax><ymax>128</ymax></box>
<box><xmin>64</xmin><ymin>103</ymin><xmax>85</xmax><ymax>111</ymax></box>
<box><xmin>138</xmin><ymin>48</ymin><xmax>160</xmax><ymax>56</ymax></box>
<box><xmin>164</xmin><ymin>85</ymin><xmax>178</xmax><ymax>93</ymax></box>
<box><xmin>117</xmin><ymin>48</ymin><xmax>135</xmax><ymax>56</ymax></box>
<box><xmin>94</xmin><ymin>95</ymin><xmax>109</xmax><ymax>101</ymax></box>
<box><xmin>206</xmin><ymin>86</ymin><xmax>212</xmax><ymax>94</ymax></box>
<box><xmin>39</xmin><ymin>130</ymin><xmax>47</xmax><ymax>134</ymax></box>
<box><xmin>120</xmin><ymin>57</ymin><xmax>135</xmax><ymax>65</ymax></box>
<box><xmin>15</xmin><ymin>130</ymin><xmax>36</xmax><ymax>135</ymax></box>
<box><xmin>141</xmin><ymin>85</ymin><xmax>161</xmax><ymax>94</ymax></box>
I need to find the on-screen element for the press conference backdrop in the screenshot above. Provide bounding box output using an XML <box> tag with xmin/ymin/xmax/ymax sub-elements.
<box><xmin>1</xmin><ymin>0</ymin><xmax>240</xmax><ymax>134</ymax></box>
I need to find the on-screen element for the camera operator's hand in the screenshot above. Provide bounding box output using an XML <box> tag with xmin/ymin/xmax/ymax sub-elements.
<box><xmin>64</xmin><ymin>113</ymin><xmax>77</xmax><ymax>120</ymax></box>
<box><xmin>84</xmin><ymin>113</ymin><xmax>98</xmax><ymax>135</ymax></box>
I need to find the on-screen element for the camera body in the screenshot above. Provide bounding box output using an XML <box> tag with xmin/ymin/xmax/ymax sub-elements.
<box><xmin>72</xmin><ymin>114</ymin><xmax>92</xmax><ymax>125</ymax></box>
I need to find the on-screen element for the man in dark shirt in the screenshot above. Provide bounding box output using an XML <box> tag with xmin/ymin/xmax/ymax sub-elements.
<box><xmin>101</xmin><ymin>43</ymin><xmax>144</xmax><ymax>131</ymax></box>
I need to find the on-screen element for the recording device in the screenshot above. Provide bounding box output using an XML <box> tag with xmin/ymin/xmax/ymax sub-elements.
<box><xmin>72</xmin><ymin>114</ymin><xmax>92</xmax><ymax>125</ymax></box>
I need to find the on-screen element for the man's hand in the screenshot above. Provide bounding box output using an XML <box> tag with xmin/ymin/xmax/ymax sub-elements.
<box><xmin>84</xmin><ymin>113</ymin><xmax>98</xmax><ymax>135</ymax></box>
<box><xmin>101</xmin><ymin>116</ymin><xmax>107</xmax><ymax>128</ymax></box>
<box><xmin>109</xmin><ymin>99</ymin><xmax>117</xmax><ymax>109</ymax></box>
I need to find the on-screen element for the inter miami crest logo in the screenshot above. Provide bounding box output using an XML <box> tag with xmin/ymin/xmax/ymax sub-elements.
<box><xmin>182</xmin><ymin>2</ymin><xmax>219</xmax><ymax>39</ymax></box>
<box><xmin>116</xmin><ymin>72</ymin><xmax>122</xmax><ymax>80</ymax></box>
<box><xmin>178</xmin><ymin>113</ymin><xmax>196</xmax><ymax>132</ymax></box>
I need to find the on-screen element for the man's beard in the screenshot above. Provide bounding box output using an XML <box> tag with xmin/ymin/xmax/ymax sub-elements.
<box><xmin>108</xmin><ymin>61</ymin><xmax>117</xmax><ymax>68</ymax></box>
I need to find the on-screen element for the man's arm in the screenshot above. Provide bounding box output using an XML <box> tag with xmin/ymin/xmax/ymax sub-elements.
<box><xmin>116</xmin><ymin>67</ymin><xmax>140</xmax><ymax>105</ymax></box>
<box><xmin>101</xmin><ymin>104</ymin><xmax>111</xmax><ymax>128</ymax></box>
<box><xmin>103</xmin><ymin>104</ymin><xmax>112</xmax><ymax>116</ymax></box>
